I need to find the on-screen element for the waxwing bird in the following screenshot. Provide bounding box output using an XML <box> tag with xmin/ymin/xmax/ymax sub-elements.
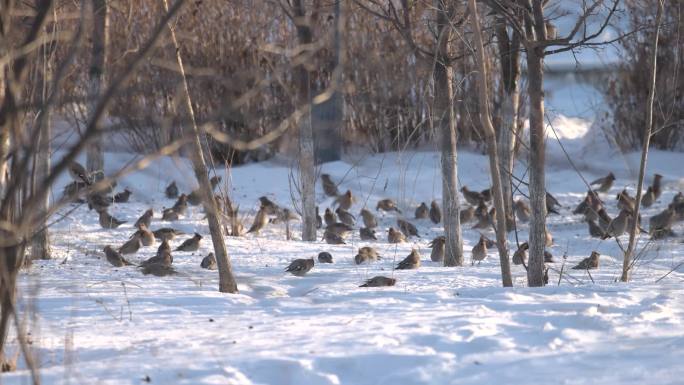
<box><xmin>62</xmin><ymin>181</ymin><xmax>87</xmax><ymax>203</ymax></box>
<box><xmin>187</xmin><ymin>189</ymin><xmax>202</xmax><ymax>206</ymax></box>
<box><xmin>317</xmin><ymin>252</ymin><xmax>333</xmax><ymax>263</ymax></box>
<box><xmin>587</xmin><ymin>219</ymin><xmax>605</xmax><ymax>238</ymax></box>
<box><xmin>544</xmin><ymin>250</ymin><xmax>555</xmax><ymax>263</ymax></box>
<box><xmin>335</xmin><ymin>190</ymin><xmax>355</xmax><ymax>211</ymax></box>
<box><xmin>459</xmin><ymin>206</ymin><xmax>475</xmax><ymax>223</ymax></box>
<box><xmin>395</xmin><ymin>248</ymin><xmax>421</xmax><ymax>270</ymax></box>
<box><xmin>68</xmin><ymin>161</ymin><xmax>90</xmax><ymax>184</ymax></box>
<box><xmin>104</xmin><ymin>245</ymin><xmax>132</xmax><ymax>267</ymax></box>
<box><xmin>480</xmin><ymin>188</ymin><xmax>492</xmax><ymax>203</ymax></box>
<box><xmin>141</xmin><ymin>250</ymin><xmax>173</xmax><ymax>268</ymax></box>
<box><xmin>415</xmin><ymin>202</ymin><xmax>429</xmax><ymax>219</ymax></box>
<box><xmin>460</xmin><ymin>186</ymin><xmax>484</xmax><ymax>206</ymax></box>
<box><xmin>474</xmin><ymin>201</ymin><xmax>488</xmax><ymax>221</ymax></box>
<box><xmin>572</xmin><ymin>251</ymin><xmax>600</xmax><ymax>270</ymax></box>
<box><xmin>135</xmin><ymin>224</ymin><xmax>155</xmax><ymax>246</ymax></box>
<box><xmin>316</xmin><ymin>207</ymin><xmax>323</xmax><ymax>229</ymax></box>
<box><xmin>429</xmin><ymin>236</ymin><xmax>445</xmax><ymax>262</ymax></box>
<box><xmin>429</xmin><ymin>200</ymin><xmax>442</xmax><ymax>224</ymax></box>
<box><xmin>590</xmin><ymin>172</ymin><xmax>615</xmax><ymax>193</ymax></box>
<box><xmin>652</xmin><ymin>174</ymin><xmax>663</xmax><ymax>199</ymax></box>
<box><xmin>325</xmin><ymin>222</ymin><xmax>353</xmax><ymax>236</ymax></box>
<box><xmin>258</xmin><ymin>196</ymin><xmax>280</xmax><ymax>215</ymax></box>
<box><xmin>471</xmin><ymin>235</ymin><xmax>487</xmax><ymax>265</ymax></box>
<box><xmin>360</xmin><ymin>227</ymin><xmax>378</xmax><ymax>241</ymax></box>
<box><xmin>482</xmin><ymin>235</ymin><xmax>496</xmax><ymax>249</ymax></box>
<box><xmin>114</xmin><ymin>188</ymin><xmax>132</xmax><ymax>203</ymax></box>
<box><xmin>360</xmin><ymin>208</ymin><xmax>378</xmax><ymax>229</ymax></box>
<box><xmin>141</xmin><ymin>262</ymin><xmax>177</xmax><ymax>276</ymax></box>
<box><xmin>134</xmin><ymin>209</ymin><xmax>153</xmax><ymax>229</ymax></box>
<box><xmin>161</xmin><ymin>208</ymin><xmax>180</xmax><ymax>221</ymax></box>
<box><xmin>247</xmin><ymin>207</ymin><xmax>269</xmax><ymax>234</ymax></box>
<box><xmin>285</xmin><ymin>258</ymin><xmax>314</xmax><ymax>276</ymax></box>
<box><xmin>360</xmin><ymin>276</ymin><xmax>396</xmax><ymax>288</ymax></box>
<box><xmin>616</xmin><ymin>189</ymin><xmax>636</xmax><ymax>213</ymax></box>
<box><xmin>514</xmin><ymin>199</ymin><xmax>531</xmax><ymax>223</ymax></box>
<box><xmin>376</xmin><ymin>198</ymin><xmax>401</xmax><ymax>213</ymax></box>
<box><xmin>387</xmin><ymin>227</ymin><xmax>406</xmax><ymax>243</ymax></box>
<box><xmin>355</xmin><ymin>246</ymin><xmax>380</xmax><ymax>264</ymax></box>
<box><xmin>546</xmin><ymin>192</ymin><xmax>561</xmax><ymax>215</ymax></box>
<box><xmin>98</xmin><ymin>210</ymin><xmax>126</xmax><ymax>229</ymax></box>
<box><xmin>324</xmin><ymin>208</ymin><xmax>337</xmax><ymax>227</ymax></box>
<box><xmin>87</xmin><ymin>192</ymin><xmax>113</xmax><ymax>212</ymax></box>
<box><xmin>172</xmin><ymin>194</ymin><xmax>188</xmax><ymax>215</ymax></box>
<box><xmin>336</xmin><ymin>207</ymin><xmax>356</xmax><ymax>227</ymax></box>
<box><xmin>201</xmin><ymin>252</ymin><xmax>217</xmax><ymax>270</ymax></box>
<box><xmin>323</xmin><ymin>230</ymin><xmax>346</xmax><ymax>244</ymax></box>
<box><xmin>157</xmin><ymin>239</ymin><xmax>171</xmax><ymax>256</ymax></box>
<box><xmin>165</xmin><ymin>181</ymin><xmax>179</xmax><ymax>199</ymax></box>
<box><xmin>512</xmin><ymin>242</ymin><xmax>528</xmax><ymax>266</ymax></box>
<box><xmin>602</xmin><ymin>209</ymin><xmax>631</xmax><ymax>239</ymax></box>
<box><xmin>397</xmin><ymin>218</ymin><xmax>419</xmax><ymax>238</ymax></box>
<box><xmin>119</xmin><ymin>233</ymin><xmax>142</xmax><ymax>255</ymax></box>
<box><xmin>153</xmin><ymin>227</ymin><xmax>185</xmax><ymax>241</ymax></box>
<box><xmin>649</xmin><ymin>207</ymin><xmax>676</xmax><ymax>235</ymax></box>
<box><xmin>545</xmin><ymin>226</ymin><xmax>553</xmax><ymax>247</ymax></box>
<box><xmin>175</xmin><ymin>233</ymin><xmax>202</xmax><ymax>252</ymax></box>
<box><xmin>321</xmin><ymin>174</ymin><xmax>339</xmax><ymax>197</ymax></box>
<box><xmin>597</xmin><ymin>208</ymin><xmax>612</xmax><ymax>231</ymax></box>
<box><xmin>641</xmin><ymin>186</ymin><xmax>656</xmax><ymax>208</ymax></box>
<box><xmin>472</xmin><ymin>208</ymin><xmax>495</xmax><ymax>230</ymax></box>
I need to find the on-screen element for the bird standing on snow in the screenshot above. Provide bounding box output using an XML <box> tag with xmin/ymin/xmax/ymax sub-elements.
<box><xmin>429</xmin><ymin>236</ymin><xmax>445</xmax><ymax>262</ymax></box>
<box><xmin>136</xmin><ymin>224</ymin><xmax>155</xmax><ymax>246</ymax></box>
<box><xmin>98</xmin><ymin>210</ymin><xmax>126</xmax><ymax>229</ymax></box>
<box><xmin>324</xmin><ymin>208</ymin><xmax>337</xmax><ymax>227</ymax></box>
<box><xmin>587</xmin><ymin>219</ymin><xmax>605</xmax><ymax>238</ymax></box>
<box><xmin>323</xmin><ymin>230</ymin><xmax>346</xmax><ymax>245</ymax></box>
<box><xmin>429</xmin><ymin>200</ymin><xmax>442</xmax><ymax>224</ymax></box>
<box><xmin>616</xmin><ymin>189</ymin><xmax>636</xmax><ymax>213</ymax></box>
<box><xmin>649</xmin><ymin>207</ymin><xmax>675</xmax><ymax>236</ymax></box>
<box><xmin>335</xmin><ymin>190</ymin><xmax>355</xmax><ymax>211</ymax></box>
<box><xmin>134</xmin><ymin>209</ymin><xmax>153</xmax><ymax>229</ymax></box>
<box><xmin>359</xmin><ymin>227</ymin><xmax>377</xmax><ymax>241</ymax></box>
<box><xmin>161</xmin><ymin>208</ymin><xmax>180</xmax><ymax>221</ymax></box>
<box><xmin>641</xmin><ymin>186</ymin><xmax>656</xmax><ymax>208</ymax></box>
<box><xmin>68</xmin><ymin>161</ymin><xmax>90</xmax><ymax>184</ymax></box>
<box><xmin>471</xmin><ymin>235</ymin><xmax>487</xmax><ymax>266</ymax></box>
<box><xmin>360</xmin><ymin>208</ymin><xmax>378</xmax><ymax>229</ymax></box>
<box><xmin>318</xmin><ymin>252</ymin><xmax>333</xmax><ymax>263</ymax></box>
<box><xmin>397</xmin><ymin>218</ymin><xmax>419</xmax><ymax>238</ymax></box>
<box><xmin>316</xmin><ymin>207</ymin><xmax>323</xmax><ymax>229</ymax></box>
<box><xmin>175</xmin><ymin>233</ymin><xmax>202</xmax><ymax>252</ymax></box>
<box><xmin>247</xmin><ymin>207</ymin><xmax>269</xmax><ymax>235</ymax></box>
<box><xmin>336</xmin><ymin>207</ymin><xmax>356</xmax><ymax>227</ymax></box>
<box><xmin>415</xmin><ymin>202</ymin><xmax>429</xmax><ymax>219</ymax></box>
<box><xmin>360</xmin><ymin>276</ymin><xmax>396</xmax><ymax>287</ymax></box>
<box><xmin>590</xmin><ymin>172</ymin><xmax>616</xmax><ymax>193</ymax></box>
<box><xmin>546</xmin><ymin>192</ymin><xmax>561</xmax><ymax>215</ymax></box>
<box><xmin>460</xmin><ymin>186</ymin><xmax>484</xmax><ymax>206</ymax></box>
<box><xmin>201</xmin><ymin>253</ymin><xmax>217</xmax><ymax>270</ymax></box>
<box><xmin>153</xmin><ymin>227</ymin><xmax>184</xmax><ymax>241</ymax></box>
<box><xmin>285</xmin><ymin>258</ymin><xmax>314</xmax><ymax>276</ymax></box>
<box><xmin>396</xmin><ymin>249</ymin><xmax>421</xmax><ymax>270</ymax></box>
<box><xmin>171</xmin><ymin>194</ymin><xmax>188</xmax><ymax>216</ymax></box>
<box><xmin>104</xmin><ymin>246</ymin><xmax>133</xmax><ymax>267</ymax></box>
<box><xmin>572</xmin><ymin>251</ymin><xmax>600</xmax><ymax>270</ymax></box>
<box><xmin>652</xmin><ymin>174</ymin><xmax>663</xmax><ymax>199</ymax></box>
<box><xmin>387</xmin><ymin>227</ymin><xmax>406</xmax><ymax>243</ymax></box>
<box><xmin>119</xmin><ymin>233</ymin><xmax>142</xmax><ymax>255</ymax></box>
<box><xmin>602</xmin><ymin>209</ymin><xmax>631</xmax><ymax>239</ymax></box>
<box><xmin>514</xmin><ymin>199</ymin><xmax>531</xmax><ymax>223</ymax></box>
<box><xmin>259</xmin><ymin>196</ymin><xmax>280</xmax><ymax>215</ymax></box>
<box><xmin>114</xmin><ymin>188</ymin><xmax>132</xmax><ymax>203</ymax></box>
<box><xmin>512</xmin><ymin>242</ymin><xmax>528</xmax><ymax>266</ymax></box>
<box><xmin>459</xmin><ymin>206</ymin><xmax>475</xmax><ymax>223</ymax></box>
<box><xmin>321</xmin><ymin>174</ymin><xmax>339</xmax><ymax>197</ymax></box>
<box><xmin>165</xmin><ymin>181</ymin><xmax>179</xmax><ymax>199</ymax></box>
<box><xmin>376</xmin><ymin>198</ymin><xmax>401</xmax><ymax>213</ymax></box>
<box><xmin>354</xmin><ymin>246</ymin><xmax>380</xmax><ymax>264</ymax></box>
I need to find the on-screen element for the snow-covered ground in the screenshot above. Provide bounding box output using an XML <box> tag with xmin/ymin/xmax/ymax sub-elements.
<box><xmin>4</xmin><ymin>115</ymin><xmax>684</xmax><ymax>385</ymax></box>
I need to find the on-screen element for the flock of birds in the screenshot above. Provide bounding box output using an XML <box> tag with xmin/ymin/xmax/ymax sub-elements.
<box><xmin>62</xmin><ymin>160</ymin><xmax>684</xmax><ymax>287</ymax></box>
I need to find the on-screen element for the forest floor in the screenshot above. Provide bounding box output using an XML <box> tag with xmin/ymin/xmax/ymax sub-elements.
<box><xmin>5</xmin><ymin>115</ymin><xmax>684</xmax><ymax>385</ymax></box>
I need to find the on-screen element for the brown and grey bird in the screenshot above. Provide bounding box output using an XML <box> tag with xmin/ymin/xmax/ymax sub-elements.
<box><xmin>360</xmin><ymin>276</ymin><xmax>396</xmax><ymax>288</ymax></box>
<box><xmin>98</xmin><ymin>210</ymin><xmax>126</xmax><ymax>229</ymax></box>
<box><xmin>316</xmin><ymin>207</ymin><xmax>323</xmax><ymax>229</ymax></box>
<box><xmin>317</xmin><ymin>252</ymin><xmax>333</xmax><ymax>263</ymax></box>
<box><xmin>321</xmin><ymin>174</ymin><xmax>339</xmax><ymax>197</ymax></box>
<box><xmin>324</xmin><ymin>208</ymin><xmax>337</xmax><ymax>227</ymax></box>
<box><xmin>135</xmin><ymin>223</ymin><xmax>155</xmax><ymax>246</ymax></box>
<box><xmin>649</xmin><ymin>207</ymin><xmax>676</xmax><ymax>235</ymax></box>
<box><xmin>354</xmin><ymin>246</ymin><xmax>380</xmax><ymax>264</ymax></box>
<box><xmin>156</xmin><ymin>239</ymin><xmax>171</xmax><ymax>257</ymax></box>
<box><xmin>429</xmin><ymin>236</ymin><xmax>445</xmax><ymax>263</ymax></box>
<box><xmin>397</xmin><ymin>218</ymin><xmax>419</xmax><ymax>238</ymax></box>
<box><xmin>590</xmin><ymin>172</ymin><xmax>616</xmax><ymax>193</ymax></box>
<box><xmin>87</xmin><ymin>192</ymin><xmax>113</xmax><ymax>212</ymax></box>
<box><xmin>247</xmin><ymin>207</ymin><xmax>269</xmax><ymax>235</ymax></box>
<box><xmin>134</xmin><ymin>209</ymin><xmax>153</xmax><ymax>229</ymax></box>
<box><xmin>616</xmin><ymin>189</ymin><xmax>636</xmax><ymax>213</ymax></box>
<box><xmin>68</xmin><ymin>161</ymin><xmax>90</xmax><ymax>184</ymax></box>
<box><xmin>572</xmin><ymin>251</ymin><xmax>600</xmax><ymax>270</ymax></box>
<box><xmin>336</xmin><ymin>208</ymin><xmax>356</xmax><ymax>227</ymax></box>
<box><xmin>187</xmin><ymin>189</ymin><xmax>202</xmax><ymax>206</ymax></box>
<box><xmin>200</xmin><ymin>252</ymin><xmax>217</xmax><ymax>270</ymax></box>
<box><xmin>514</xmin><ymin>199</ymin><xmax>531</xmax><ymax>223</ymax></box>
<box><xmin>480</xmin><ymin>188</ymin><xmax>492</xmax><ymax>203</ymax></box>
<box><xmin>459</xmin><ymin>206</ymin><xmax>475</xmax><ymax>223</ymax></box>
<box><xmin>544</xmin><ymin>250</ymin><xmax>555</xmax><ymax>263</ymax></box>
<box><xmin>546</xmin><ymin>192</ymin><xmax>561</xmax><ymax>215</ymax></box>
<box><xmin>641</xmin><ymin>186</ymin><xmax>656</xmax><ymax>208</ymax></box>
<box><xmin>153</xmin><ymin>227</ymin><xmax>185</xmax><ymax>241</ymax></box>
<box><xmin>512</xmin><ymin>242</ymin><xmax>528</xmax><ymax>266</ymax></box>
<box><xmin>652</xmin><ymin>174</ymin><xmax>663</xmax><ymax>199</ymax></box>
<box><xmin>335</xmin><ymin>190</ymin><xmax>355</xmax><ymax>211</ymax></box>
<box><xmin>141</xmin><ymin>262</ymin><xmax>177</xmax><ymax>276</ymax></box>
<box><xmin>376</xmin><ymin>198</ymin><xmax>401</xmax><ymax>213</ymax></box>
<box><xmin>326</xmin><ymin>222</ymin><xmax>353</xmax><ymax>237</ymax></box>
<box><xmin>161</xmin><ymin>208</ymin><xmax>180</xmax><ymax>221</ymax></box>
<box><xmin>602</xmin><ymin>209</ymin><xmax>631</xmax><ymax>239</ymax></box>
<box><xmin>259</xmin><ymin>196</ymin><xmax>280</xmax><ymax>215</ymax></box>
<box><xmin>323</xmin><ymin>230</ymin><xmax>346</xmax><ymax>245</ymax></box>
<box><xmin>172</xmin><ymin>194</ymin><xmax>188</xmax><ymax>215</ymax></box>
<box><xmin>597</xmin><ymin>208</ymin><xmax>612</xmax><ymax>231</ymax></box>
<box><xmin>114</xmin><ymin>188</ymin><xmax>132</xmax><ymax>203</ymax></box>
<box><xmin>415</xmin><ymin>202</ymin><xmax>429</xmax><ymax>219</ymax></box>
<box><xmin>587</xmin><ymin>219</ymin><xmax>605</xmax><ymax>238</ymax></box>
<box><xmin>545</xmin><ymin>226</ymin><xmax>553</xmax><ymax>247</ymax></box>
<box><xmin>395</xmin><ymin>248</ymin><xmax>421</xmax><ymax>270</ymax></box>
<box><xmin>175</xmin><ymin>233</ymin><xmax>202</xmax><ymax>252</ymax></box>
<box><xmin>360</xmin><ymin>227</ymin><xmax>378</xmax><ymax>241</ymax></box>
<box><xmin>360</xmin><ymin>208</ymin><xmax>378</xmax><ymax>229</ymax></box>
<box><xmin>387</xmin><ymin>227</ymin><xmax>406</xmax><ymax>243</ymax></box>
<box><xmin>461</xmin><ymin>186</ymin><xmax>484</xmax><ymax>206</ymax></box>
<box><xmin>474</xmin><ymin>201</ymin><xmax>489</xmax><ymax>221</ymax></box>
<box><xmin>165</xmin><ymin>181</ymin><xmax>179</xmax><ymax>199</ymax></box>
<box><xmin>141</xmin><ymin>249</ymin><xmax>173</xmax><ymax>268</ymax></box>
<box><xmin>119</xmin><ymin>233</ymin><xmax>142</xmax><ymax>255</ymax></box>
<box><xmin>471</xmin><ymin>235</ymin><xmax>487</xmax><ymax>266</ymax></box>
<box><xmin>285</xmin><ymin>258</ymin><xmax>315</xmax><ymax>276</ymax></box>
<box><xmin>472</xmin><ymin>208</ymin><xmax>494</xmax><ymax>230</ymax></box>
<box><xmin>103</xmin><ymin>245</ymin><xmax>132</xmax><ymax>267</ymax></box>
<box><xmin>429</xmin><ymin>200</ymin><xmax>442</xmax><ymax>224</ymax></box>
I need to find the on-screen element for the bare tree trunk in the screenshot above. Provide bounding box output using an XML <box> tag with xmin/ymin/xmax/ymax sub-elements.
<box><xmin>435</xmin><ymin>1</ymin><xmax>464</xmax><ymax>267</ymax></box>
<box><xmin>469</xmin><ymin>0</ymin><xmax>512</xmax><ymax>286</ymax></box>
<box><xmin>292</xmin><ymin>0</ymin><xmax>317</xmax><ymax>242</ymax></box>
<box><xmin>162</xmin><ymin>0</ymin><xmax>238</xmax><ymax>293</ymax></box>
<box><xmin>86</xmin><ymin>0</ymin><xmax>107</xmax><ymax>178</ymax></box>
<box><xmin>526</xmin><ymin>1</ymin><xmax>548</xmax><ymax>287</ymax></box>
<box><xmin>31</xmin><ymin>105</ymin><xmax>51</xmax><ymax>261</ymax></box>
<box><xmin>622</xmin><ymin>0</ymin><xmax>663</xmax><ymax>282</ymax></box>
